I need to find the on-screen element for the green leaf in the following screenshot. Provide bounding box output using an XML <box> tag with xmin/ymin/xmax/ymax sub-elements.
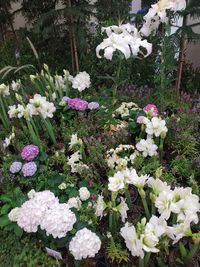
<box><xmin>0</xmin><ymin>215</ymin><xmax>11</xmax><ymax>227</ymax></box>
<box><xmin>179</xmin><ymin>242</ymin><xmax>188</xmax><ymax>258</ymax></box>
<box><xmin>0</xmin><ymin>195</ymin><xmax>12</xmax><ymax>203</ymax></box>
<box><xmin>14</xmin><ymin>225</ymin><xmax>23</xmax><ymax>237</ymax></box>
<box><xmin>1</xmin><ymin>204</ymin><xmax>11</xmax><ymax>215</ymax></box>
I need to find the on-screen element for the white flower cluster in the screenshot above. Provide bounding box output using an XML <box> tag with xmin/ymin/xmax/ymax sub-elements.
<box><xmin>136</xmin><ymin>138</ymin><xmax>158</xmax><ymax>157</ymax></box>
<box><xmin>0</xmin><ymin>83</ymin><xmax>10</xmax><ymax>96</ymax></box>
<box><xmin>96</xmin><ymin>23</ymin><xmax>152</xmax><ymax>60</ymax></box>
<box><xmin>11</xmin><ymin>80</ymin><xmax>21</xmax><ymax>91</ymax></box>
<box><xmin>69</xmin><ymin>228</ymin><xmax>101</xmax><ymax>260</ymax></box>
<box><xmin>3</xmin><ymin>132</ymin><xmax>15</xmax><ymax>149</ymax></box>
<box><xmin>8</xmin><ymin>190</ymin><xmax>77</xmax><ymax>238</ymax></box>
<box><xmin>69</xmin><ymin>133</ymin><xmax>83</xmax><ymax>150</ymax></box>
<box><xmin>108</xmin><ymin>168</ymin><xmax>150</xmax><ymax>192</ymax></box>
<box><xmin>8</xmin><ymin>94</ymin><xmax>56</xmax><ymax>120</ymax></box>
<box><xmin>68</xmin><ymin>134</ymin><xmax>89</xmax><ymax>174</ymax></box>
<box><xmin>113</xmin><ymin>102</ymin><xmax>140</xmax><ymax>119</ymax></box>
<box><xmin>140</xmin><ymin>0</ymin><xmax>186</xmax><ymax>37</ymax></box>
<box><xmin>121</xmin><ymin>178</ymin><xmax>200</xmax><ymax>258</ymax></box>
<box><xmin>71</xmin><ymin>71</ymin><xmax>91</xmax><ymax>92</ymax></box>
<box><xmin>106</xmin><ymin>145</ymin><xmax>139</xmax><ymax>170</ymax></box>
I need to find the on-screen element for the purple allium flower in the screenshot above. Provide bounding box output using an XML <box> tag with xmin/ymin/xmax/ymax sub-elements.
<box><xmin>62</xmin><ymin>96</ymin><xmax>71</xmax><ymax>102</ymax></box>
<box><xmin>88</xmin><ymin>102</ymin><xmax>100</xmax><ymax>110</ymax></box>
<box><xmin>68</xmin><ymin>98</ymin><xmax>88</xmax><ymax>111</ymax></box>
<box><xmin>10</xmin><ymin>162</ymin><xmax>22</xmax><ymax>174</ymax></box>
<box><xmin>21</xmin><ymin>145</ymin><xmax>40</xmax><ymax>161</ymax></box>
<box><xmin>144</xmin><ymin>104</ymin><xmax>158</xmax><ymax>117</ymax></box>
<box><xmin>22</xmin><ymin>162</ymin><xmax>37</xmax><ymax>177</ymax></box>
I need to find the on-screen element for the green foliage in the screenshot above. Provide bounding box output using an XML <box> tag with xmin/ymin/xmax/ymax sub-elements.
<box><xmin>107</xmin><ymin>240</ymin><xmax>129</xmax><ymax>264</ymax></box>
<box><xmin>0</xmin><ymin>229</ymin><xmax>56</xmax><ymax>267</ymax></box>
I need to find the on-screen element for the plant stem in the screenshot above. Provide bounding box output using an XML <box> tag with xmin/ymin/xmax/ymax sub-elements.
<box><xmin>125</xmin><ymin>190</ymin><xmax>132</xmax><ymax>209</ymax></box>
<box><xmin>184</xmin><ymin>243</ymin><xmax>199</xmax><ymax>265</ymax></box>
<box><xmin>139</xmin><ymin>190</ymin><xmax>150</xmax><ymax>220</ymax></box>
<box><xmin>0</xmin><ymin>96</ymin><xmax>9</xmax><ymax>129</ymax></box>
<box><xmin>42</xmin><ymin>118</ymin><xmax>56</xmax><ymax>144</ymax></box>
<box><xmin>112</xmin><ymin>58</ymin><xmax>122</xmax><ymax>104</ymax></box>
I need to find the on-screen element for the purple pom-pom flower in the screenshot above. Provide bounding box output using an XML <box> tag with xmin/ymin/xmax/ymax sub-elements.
<box><xmin>88</xmin><ymin>102</ymin><xmax>100</xmax><ymax>110</ymax></box>
<box><xmin>10</xmin><ymin>162</ymin><xmax>22</xmax><ymax>174</ymax></box>
<box><xmin>21</xmin><ymin>145</ymin><xmax>40</xmax><ymax>161</ymax></box>
<box><xmin>22</xmin><ymin>162</ymin><xmax>37</xmax><ymax>177</ymax></box>
<box><xmin>68</xmin><ymin>98</ymin><xmax>88</xmax><ymax>111</ymax></box>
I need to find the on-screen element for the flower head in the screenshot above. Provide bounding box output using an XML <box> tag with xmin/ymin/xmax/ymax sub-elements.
<box><xmin>21</xmin><ymin>144</ymin><xmax>40</xmax><ymax>161</ymax></box>
<box><xmin>69</xmin><ymin>228</ymin><xmax>101</xmax><ymax>260</ymax></box>
<box><xmin>68</xmin><ymin>98</ymin><xmax>88</xmax><ymax>111</ymax></box>
<box><xmin>79</xmin><ymin>187</ymin><xmax>90</xmax><ymax>201</ymax></box>
<box><xmin>88</xmin><ymin>102</ymin><xmax>100</xmax><ymax>110</ymax></box>
<box><xmin>10</xmin><ymin>162</ymin><xmax>22</xmax><ymax>174</ymax></box>
<box><xmin>71</xmin><ymin>71</ymin><xmax>91</xmax><ymax>92</ymax></box>
<box><xmin>22</xmin><ymin>162</ymin><xmax>37</xmax><ymax>177</ymax></box>
<box><xmin>144</xmin><ymin>104</ymin><xmax>158</xmax><ymax>117</ymax></box>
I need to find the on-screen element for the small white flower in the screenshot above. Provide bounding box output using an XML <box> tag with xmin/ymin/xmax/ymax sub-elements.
<box><xmin>146</xmin><ymin>117</ymin><xmax>168</xmax><ymax>137</ymax></box>
<box><xmin>118</xmin><ymin>197</ymin><xmax>129</xmax><ymax>223</ymax></box>
<box><xmin>155</xmin><ymin>190</ymin><xmax>174</xmax><ymax>219</ymax></box>
<box><xmin>71</xmin><ymin>71</ymin><xmax>91</xmax><ymax>92</ymax></box>
<box><xmin>69</xmin><ymin>133</ymin><xmax>83</xmax><ymax>150</ymax></box>
<box><xmin>95</xmin><ymin>194</ymin><xmax>106</xmax><ymax>218</ymax></box>
<box><xmin>121</xmin><ymin>222</ymin><xmax>144</xmax><ymax>258</ymax></box>
<box><xmin>136</xmin><ymin>138</ymin><xmax>158</xmax><ymax>157</ymax></box>
<box><xmin>108</xmin><ymin>171</ymin><xmax>125</xmax><ymax>192</ymax></box>
<box><xmin>79</xmin><ymin>187</ymin><xmax>90</xmax><ymax>201</ymax></box>
<box><xmin>58</xmin><ymin>183</ymin><xmax>67</xmax><ymax>190</ymax></box>
<box><xmin>0</xmin><ymin>83</ymin><xmax>10</xmax><ymax>96</ymax></box>
<box><xmin>68</xmin><ymin>197</ymin><xmax>82</xmax><ymax>210</ymax></box>
<box><xmin>148</xmin><ymin>177</ymin><xmax>170</xmax><ymax>196</ymax></box>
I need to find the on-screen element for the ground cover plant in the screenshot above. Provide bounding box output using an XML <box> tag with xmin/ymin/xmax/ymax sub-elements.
<box><xmin>0</xmin><ymin>0</ymin><xmax>200</xmax><ymax>266</ymax></box>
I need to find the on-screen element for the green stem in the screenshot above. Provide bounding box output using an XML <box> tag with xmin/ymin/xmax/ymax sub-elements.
<box><xmin>139</xmin><ymin>258</ymin><xmax>144</xmax><ymax>267</ymax></box>
<box><xmin>140</xmin><ymin>191</ymin><xmax>150</xmax><ymax>220</ymax></box>
<box><xmin>184</xmin><ymin>243</ymin><xmax>199</xmax><ymax>264</ymax></box>
<box><xmin>0</xmin><ymin>96</ymin><xmax>9</xmax><ymax>129</ymax></box>
<box><xmin>159</xmin><ymin>138</ymin><xmax>164</xmax><ymax>160</ymax></box>
<box><xmin>144</xmin><ymin>252</ymin><xmax>151</xmax><ymax>266</ymax></box>
<box><xmin>112</xmin><ymin>59</ymin><xmax>122</xmax><ymax>103</ymax></box>
<box><xmin>27</xmin><ymin>120</ymin><xmax>40</xmax><ymax>146</ymax></box>
<box><xmin>125</xmin><ymin>190</ymin><xmax>132</xmax><ymax>209</ymax></box>
<box><xmin>42</xmin><ymin>118</ymin><xmax>56</xmax><ymax>144</ymax></box>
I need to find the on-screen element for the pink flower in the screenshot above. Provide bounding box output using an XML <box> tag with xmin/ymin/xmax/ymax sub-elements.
<box><xmin>22</xmin><ymin>162</ymin><xmax>37</xmax><ymax>177</ymax></box>
<box><xmin>68</xmin><ymin>98</ymin><xmax>88</xmax><ymax>111</ymax></box>
<box><xmin>21</xmin><ymin>145</ymin><xmax>40</xmax><ymax>161</ymax></box>
<box><xmin>144</xmin><ymin>104</ymin><xmax>158</xmax><ymax>117</ymax></box>
<box><xmin>137</xmin><ymin>116</ymin><xmax>149</xmax><ymax>124</ymax></box>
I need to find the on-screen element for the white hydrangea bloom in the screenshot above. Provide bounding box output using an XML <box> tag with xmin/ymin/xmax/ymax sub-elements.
<box><xmin>0</xmin><ymin>83</ymin><xmax>10</xmax><ymax>96</ymax></box>
<box><xmin>146</xmin><ymin>117</ymin><xmax>168</xmax><ymax>137</ymax></box>
<box><xmin>8</xmin><ymin>207</ymin><xmax>20</xmax><ymax>222</ymax></box>
<box><xmin>136</xmin><ymin>138</ymin><xmax>158</xmax><ymax>157</ymax></box>
<box><xmin>71</xmin><ymin>71</ymin><xmax>91</xmax><ymax>92</ymax></box>
<box><xmin>120</xmin><ymin>222</ymin><xmax>144</xmax><ymax>258</ymax></box>
<box><xmin>79</xmin><ymin>187</ymin><xmax>90</xmax><ymax>201</ymax></box>
<box><xmin>69</xmin><ymin>228</ymin><xmax>101</xmax><ymax>260</ymax></box>
<box><xmin>40</xmin><ymin>203</ymin><xmax>76</xmax><ymax>238</ymax></box>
